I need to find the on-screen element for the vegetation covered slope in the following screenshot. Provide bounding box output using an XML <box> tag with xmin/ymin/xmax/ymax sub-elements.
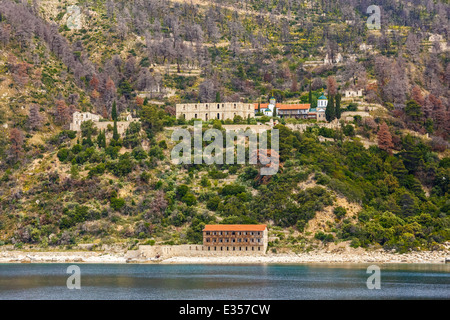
<box><xmin>0</xmin><ymin>0</ymin><xmax>448</xmax><ymax>252</ymax></box>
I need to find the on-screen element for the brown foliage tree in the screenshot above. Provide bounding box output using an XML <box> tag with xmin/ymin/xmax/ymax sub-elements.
<box><xmin>411</xmin><ymin>86</ymin><xmax>424</xmax><ymax>106</ymax></box>
<box><xmin>135</xmin><ymin>96</ymin><xmax>144</xmax><ymax>107</ymax></box>
<box><xmin>377</xmin><ymin>122</ymin><xmax>394</xmax><ymax>154</ymax></box>
<box><xmin>327</xmin><ymin>76</ymin><xmax>338</xmax><ymax>96</ymax></box>
<box><xmin>55</xmin><ymin>100</ymin><xmax>70</xmax><ymax>126</ymax></box>
<box><xmin>89</xmin><ymin>75</ymin><xmax>99</xmax><ymax>91</ymax></box>
<box><xmin>8</xmin><ymin>128</ymin><xmax>24</xmax><ymax>163</ymax></box>
<box><xmin>28</xmin><ymin>104</ymin><xmax>42</xmax><ymax>131</ymax></box>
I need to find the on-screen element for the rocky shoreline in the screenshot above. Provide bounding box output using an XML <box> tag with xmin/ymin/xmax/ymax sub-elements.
<box><xmin>0</xmin><ymin>248</ymin><xmax>449</xmax><ymax>265</ymax></box>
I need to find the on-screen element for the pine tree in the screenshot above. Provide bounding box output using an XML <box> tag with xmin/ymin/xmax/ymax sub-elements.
<box><xmin>111</xmin><ymin>101</ymin><xmax>117</xmax><ymax>121</ymax></box>
<box><xmin>335</xmin><ymin>93</ymin><xmax>342</xmax><ymax>119</ymax></box>
<box><xmin>378</xmin><ymin>122</ymin><xmax>394</xmax><ymax>154</ymax></box>
<box><xmin>97</xmin><ymin>130</ymin><xmax>106</xmax><ymax>148</ymax></box>
<box><xmin>325</xmin><ymin>95</ymin><xmax>335</xmax><ymax>122</ymax></box>
<box><xmin>273</xmin><ymin>106</ymin><xmax>277</xmax><ymax>117</ymax></box>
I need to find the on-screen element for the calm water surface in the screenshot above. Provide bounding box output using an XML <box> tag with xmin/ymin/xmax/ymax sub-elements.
<box><xmin>0</xmin><ymin>263</ymin><xmax>449</xmax><ymax>300</ymax></box>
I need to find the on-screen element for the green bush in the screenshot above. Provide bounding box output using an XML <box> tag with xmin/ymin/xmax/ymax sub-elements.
<box><xmin>206</xmin><ymin>196</ymin><xmax>221</xmax><ymax>211</ymax></box>
<box><xmin>220</xmin><ymin>184</ymin><xmax>246</xmax><ymax>197</ymax></box>
<box><xmin>110</xmin><ymin>197</ymin><xmax>125</xmax><ymax>211</ymax></box>
<box><xmin>57</xmin><ymin>148</ymin><xmax>69</xmax><ymax>162</ymax></box>
<box><xmin>181</xmin><ymin>193</ymin><xmax>197</xmax><ymax>206</ymax></box>
<box><xmin>343</xmin><ymin>124</ymin><xmax>355</xmax><ymax>137</ymax></box>
<box><xmin>346</xmin><ymin>103</ymin><xmax>358</xmax><ymax>111</ymax></box>
<box><xmin>314</xmin><ymin>231</ymin><xmax>334</xmax><ymax>243</ymax></box>
<box><xmin>334</xmin><ymin>206</ymin><xmax>347</xmax><ymax>219</ymax></box>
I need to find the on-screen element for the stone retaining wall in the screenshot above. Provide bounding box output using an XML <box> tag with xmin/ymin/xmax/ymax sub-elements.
<box><xmin>136</xmin><ymin>245</ymin><xmax>267</xmax><ymax>259</ymax></box>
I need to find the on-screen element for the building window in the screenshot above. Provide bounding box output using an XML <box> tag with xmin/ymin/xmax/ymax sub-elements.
<box><xmin>234</xmin><ymin>104</ymin><xmax>236</xmax><ymax>109</ymax></box>
<box><xmin>217</xmin><ymin>113</ymin><xmax>220</xmax><ymax>119</ymax></box>
<box><xmin>194</xmin><ymin>114</ymin><xmax>197</xmax><ymax>119</ymax></box>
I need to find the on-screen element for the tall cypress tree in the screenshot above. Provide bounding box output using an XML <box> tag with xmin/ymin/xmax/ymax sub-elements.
<box><xmin>113</xmin><ymin>120</ymin><xmax>120</xmax><ymax>141</ymax></box>
<box><xmin>335</xmin><ymin>93</ymin><xmax>342</xmax><ymax>119</ymax></box>
<box><xmin>308</xmin><ymin>80</ymin><xmax>312</xmax><ymax>104</ymax></box>
<box><xmin>325</xmin><ymin>95</ymin><xmax>335</xmax><ymax>122</ymax></box>
<box><xmin>111</xmin><ymin>101</ymin><xmax>117</xmax><ymax>121</ymax></box>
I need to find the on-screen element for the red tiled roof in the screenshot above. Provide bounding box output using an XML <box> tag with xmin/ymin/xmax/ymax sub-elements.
<box><xmin>203</xmin><ymin>224</ymin><xmax>267</xmax><ymax>232</ymax></box>
<box><xmin>277</xmin><ymin>104</ymin><xmax>310</xmax><ymax>110</ymax></box>
<box><xmin>254</xmin><ymin>103</ymin><xmax>310</xmax><ymax>110</ymax></box>
<box><xmin>255</xmin><ymin>103</ymin><xmax>270</xmax><ymax>110</ymax></box>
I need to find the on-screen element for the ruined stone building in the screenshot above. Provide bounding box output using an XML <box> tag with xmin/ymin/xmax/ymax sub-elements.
<box><xmin>176</xmin><ymin>102</ymin><xmax>255</xmax><ymax>121</ymax></box>
<box><xmin>202</xmin><ymin>224</ymin><xmax>268</xmax><ymax>253</ymax></box>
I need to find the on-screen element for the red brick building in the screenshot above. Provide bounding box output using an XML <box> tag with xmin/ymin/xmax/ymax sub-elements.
<box><xmin>202</xmin><ymin>225</ymin><xmax>268</xmax><ymax>253</ymax></box>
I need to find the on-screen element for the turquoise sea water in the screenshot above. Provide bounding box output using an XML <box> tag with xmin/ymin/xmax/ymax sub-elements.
<box><xmin>0</xmin><ymin>263</ymin><xmax>448</xmax><ymax>300</ymax></box>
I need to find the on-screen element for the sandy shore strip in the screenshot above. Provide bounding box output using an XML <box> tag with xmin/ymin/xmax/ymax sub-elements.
<box><xmin>0</xmin><ymin>249</ymin><xmax>449</xmax><ymax>264</ymax></box>
<box><xmin>0</xmin><ymin>251</ymin><xmax>129</xmax><ymax>264</ymax></box>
